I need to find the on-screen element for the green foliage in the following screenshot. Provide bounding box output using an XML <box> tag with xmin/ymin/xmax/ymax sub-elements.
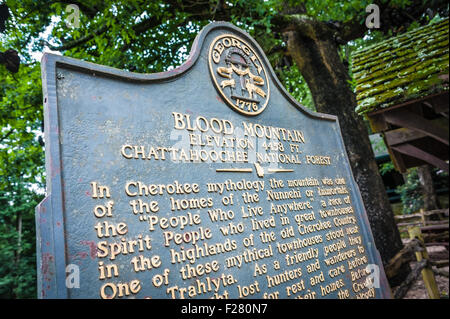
<box><xmin>379</xmin><ymin>161</ymin><xmax>395</xmax><ymax>176</ymax></box>
<box><xmin>396</xmin><ymin>167</ymin><xmax>449</xmax><ymax>214</ymax></box>
<box><xmin>1</xmin><ymin>1</ymin><xmax>46</xmax><ymax>297</ymax></box>
<box><xmin>297</xmin><ymin>0</ymin><xmax>372</xmax><ymax>23</ymax></box>
<box><xmin>0</xmin><ymin>60</ymin><xmax>44</xmax><ymax>298</ymax></box>
<box><xmin>396</xmin><ymin>168</ymin><xmax>423</xmax><ymax>214</ymax></box>
<box><xmin>0</xmin><ymin>186</ymin><xmax>42</xmax><ymax>298</ymax></box>
<box><xmin>277</xmin><ymin>64</ymin><xmax>315</xmax><ymax>111</ymax></box>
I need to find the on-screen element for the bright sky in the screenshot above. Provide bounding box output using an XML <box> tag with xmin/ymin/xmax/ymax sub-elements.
<box><xmin>29</xmin><ymin>16</ymin><xmax>62</xmax><ymax>62</ymax></box>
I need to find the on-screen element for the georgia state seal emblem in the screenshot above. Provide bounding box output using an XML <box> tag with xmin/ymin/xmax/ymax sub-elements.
<box><xmin>209</xmin><ymin>34</ymin><xmax>270</xmax><ymax>116</ymax></box>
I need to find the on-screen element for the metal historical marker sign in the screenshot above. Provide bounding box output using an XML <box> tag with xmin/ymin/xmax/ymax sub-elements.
<box><xmin>36</xmin><ymin>22</ymin><xmax>391</xmax><ymax>299</ymax></box>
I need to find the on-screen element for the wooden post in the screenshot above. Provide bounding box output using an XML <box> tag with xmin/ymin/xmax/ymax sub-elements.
<box><xmin>420</xmin><ymin>209</ymin><xmax>427</xmax><ymax>226</ymax></box>
<box><xmin>408</xmin><ymin>226</ymin><xmax>440</xmax><ymax>299</ymax></box>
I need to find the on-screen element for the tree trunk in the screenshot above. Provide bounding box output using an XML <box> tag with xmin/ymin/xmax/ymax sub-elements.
<box><xmin>16</xmin><ymin>211</ymin><xmax>22</xmax><ymax>265</ymax></box>
<box><xmin>282</xmin><ymin>19</ymin><xmax>406</xmax><ymax>283</ymax></box>
<box><xmin>417</xmin><ymin>164</ymin><xmax>440</xmax><ymax>212</ymax></box>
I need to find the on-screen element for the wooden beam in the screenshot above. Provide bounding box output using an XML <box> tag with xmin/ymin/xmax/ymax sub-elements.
<box><xmin>367</xmin><ymin>92</ymin><xmax>446</xmax><ymax>116</ymax></box>
<box><xmin>432</xmin><ymin>260</ymin><xmax>450</xmax><ymax>268</ymax></box>
<box><xmin>391</xmin><ymin>144</ymin><xmax>449</xmax><ymax>172</ymax></box>
<box><xmin>424</xmin><ymin>94</ymin><xmax>449</xmax><ymax>118</ymax></box>
<box><xmin>382</xmin><ymin>134</ymin><xmax>407</xmax><ymax>172</ymax></box>
<box><xmin>394</xmin><ymin>208</ymin><xmax>449</xmax><ymax>219</ymax></box>
<box><xmin>429</xmin><ymin>91</ymin><xmax>449</xmax><ymax>114</ymax></box>
<box><xmin>388</xmin><ymin>147</ymin><xmax>407</xmax><ymax>173</ymax></box>
<box><xmin>421</xmin><ymin>224</ymin><xmax>449</xmax><ymax>232</ymax></box>
<box><xmin>385</xmin><ymin>127</ymin><xmax>427</xmax><ymax>146</ymax></box>
<box><xmin>422</xmin><ymin>99</ymin><xmax>449</xmax><ymax>115</ymax></box>
<box><xmin>366</xmin><ymin>113</ymin><xmax>388</xmax><ymax>133</ymax></box>
<box><xmin>384</xmin><ymin>110</ymin><xmax>449</xmax><ymax>145</ymax></box>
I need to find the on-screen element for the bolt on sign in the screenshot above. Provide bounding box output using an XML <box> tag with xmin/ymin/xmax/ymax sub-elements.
<box><xmin>36</xmin><ymin>22</ymin><xmax>391</xmax><ymax>299</ymax></box>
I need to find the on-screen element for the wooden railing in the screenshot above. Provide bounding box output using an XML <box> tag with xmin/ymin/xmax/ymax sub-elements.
<box><xmin>387</xmin><ymin>208</ymin><xmax>449</xmax><ymax>298</ymax></box>
<box><xmin>395</xmin><ymin>208</ymin><xmax>449</xmax><ymax>248</ymax></box>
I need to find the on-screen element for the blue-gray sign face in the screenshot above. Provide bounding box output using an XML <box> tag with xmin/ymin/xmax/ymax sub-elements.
<box><xmin>36</xmin><ymin>22</ymin><xmax>391</xmax><ymax>299</ymax></box>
